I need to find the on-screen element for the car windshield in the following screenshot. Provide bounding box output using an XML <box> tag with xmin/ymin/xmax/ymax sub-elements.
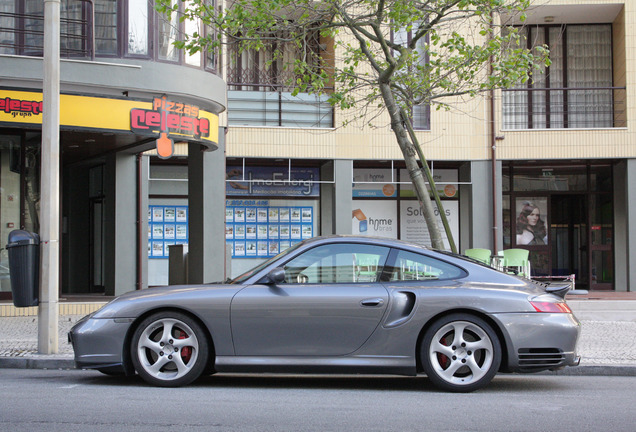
<box><xmin>230</xmin><ymin>241</ymin><xmax>305</xmax><ymax>284</ymax></box>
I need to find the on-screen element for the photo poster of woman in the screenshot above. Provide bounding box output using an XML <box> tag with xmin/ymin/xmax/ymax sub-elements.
<box><xmin>515</xmin><ymin>198</ymin><xmax>548</xmax><ymax>246</ymax></box>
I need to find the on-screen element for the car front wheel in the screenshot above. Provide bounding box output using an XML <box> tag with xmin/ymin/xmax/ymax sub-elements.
<box><xmin>131</xmin><ymin>311</ymin><xmax>209</xmax><ymax>387</ymax></box>
<box><xmin>421</xmin><ymin>313</ymin><xmax>501</xmax><ymax>392</ymax></box>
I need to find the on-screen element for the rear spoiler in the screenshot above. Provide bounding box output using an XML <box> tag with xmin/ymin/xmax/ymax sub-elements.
<box><xmin>545</xmin><ymin>283</ymin><xmax>572</xmax><ymax>299</ymax></box>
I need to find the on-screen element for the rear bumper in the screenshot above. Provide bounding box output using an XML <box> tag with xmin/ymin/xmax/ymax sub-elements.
<box><xmin>492</xmin><ymin>312</ymin><xmax>581</xmax><ymax>373</ymax></box>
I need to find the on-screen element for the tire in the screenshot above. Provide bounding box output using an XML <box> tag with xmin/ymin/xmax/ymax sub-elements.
<box><xmin>421</xmin><ymin>313</ymin><xmax>501</xmax><ymax>392</ymax></box>
<box><xmin>131</xmin><ymin>311</ymin><xmax>209</xmax><ymax>387</ymax></box>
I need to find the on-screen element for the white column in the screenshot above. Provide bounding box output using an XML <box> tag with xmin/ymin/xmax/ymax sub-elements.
<box><xmin>39</xmin><ymin>0</ymin><xmax>61</xmax><ymax>354</ymax></box>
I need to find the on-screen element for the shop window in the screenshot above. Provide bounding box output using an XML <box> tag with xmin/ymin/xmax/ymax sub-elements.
<box><xmin>512</xmin><ymin>168</ymin><xmax>586</xmax><ymax>192</ymax></box>
<box><xmin>590</xmin><ymin>166</ymin><xmax>612</xmax><ymax>192</ymax></box>
<box><xmin>0</xmin><ymin>135</ymin><xmax>22</xmax><ymax>294</ymax></box>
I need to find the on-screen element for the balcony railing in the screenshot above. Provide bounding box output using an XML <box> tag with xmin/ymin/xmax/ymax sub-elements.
<box><xmin>228</xmin><ymin>83</ymin><xmax>334</xmax><ymax>128</ymax></box>
<box><xmin>502</xmin><ymin>87</ymin><xmax>627</xmax><ymax>130</ymax></box>
<box><xmin>0</xmin><ymin>11</ymin><xmax>93</xmax><ymax>59</ymax></box>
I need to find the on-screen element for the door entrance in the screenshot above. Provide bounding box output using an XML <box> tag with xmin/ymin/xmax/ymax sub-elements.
<box><xmin>550</xmin><ymin>194</ymin><xmax>588</xmax><ymax>290</ymax></box>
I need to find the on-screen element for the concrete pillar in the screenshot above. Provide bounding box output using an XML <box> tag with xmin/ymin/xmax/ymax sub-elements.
<box><xmin>104</xmin><ymin>153</ymin><xmax>137</xmax><ymax>296</ymax></box>
<box><xmin>320</xmin><ymin>160</ymin><xmax>353</xmax><ymax>235</ymax></box>
<box><xmin>188</xmin><ymin>134</ymin><xmax>226</xmax><ymax>284</ymax></box>
<box><xmin>459</xmin><ymin>160</ymin><xmax>502</xmax><ymax>253</ymax></box>
<box><xmin>614</xmin><ymin>160</ymin><xmax>635</xmax><ymax>292</ymax></box>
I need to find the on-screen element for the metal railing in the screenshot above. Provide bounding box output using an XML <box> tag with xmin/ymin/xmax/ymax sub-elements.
<box><xmin>502</xmin><ymin>87</ymin><xmax>627</xmax><ymax>129</ymax></box>
<box><xmin>227</xmin><ymin>82</ymin><xmax>334</xmax><ymax>128</ymax></box>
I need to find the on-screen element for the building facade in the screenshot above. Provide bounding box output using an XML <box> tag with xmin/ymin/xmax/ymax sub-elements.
<box><xmin>1</xmin><ymin>0</ymin><xmax>635</xmax><ymax>299</ymax></box>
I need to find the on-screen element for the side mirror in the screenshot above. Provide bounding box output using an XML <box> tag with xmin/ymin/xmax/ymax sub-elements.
<box><xmin>263</xmin><ymin>267</ymin><xmax>286</xmax><ymax>285</ymax></box>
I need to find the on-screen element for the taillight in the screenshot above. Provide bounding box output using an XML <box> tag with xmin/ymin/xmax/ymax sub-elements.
<box><xmin>530</xmin><ymin>301</ymin><xmax>572</xmax><ymax>313</ymax></box>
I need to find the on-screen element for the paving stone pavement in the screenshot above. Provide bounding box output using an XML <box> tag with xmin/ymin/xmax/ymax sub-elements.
<box><xmin>1</xmin><ymin>314</ymin><xmax>635</xmax><ymax>370</ymax></box>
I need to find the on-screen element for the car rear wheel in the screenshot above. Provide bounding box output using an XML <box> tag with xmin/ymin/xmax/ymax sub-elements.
<box><xmin>131</xmin><ymin>311</ymin><xmax>208</xmax><ymax>387</ymax></box>
<box><xmin>421</xmin><ymin>313</ymin><xmax>501</xmax><ymax>392</ymax></box>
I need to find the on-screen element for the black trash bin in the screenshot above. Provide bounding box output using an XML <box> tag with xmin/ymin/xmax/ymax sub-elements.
<box><xmin>6</xmin><ymin>230</ymin><xmax>40</xmax><ymax>307</ymax></box>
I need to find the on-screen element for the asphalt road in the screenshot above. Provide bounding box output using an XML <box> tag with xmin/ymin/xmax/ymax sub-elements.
<box><xmin>1</xmin><ymin>369</ymin><xmax>635</xmax><ymax>432</ymax></box>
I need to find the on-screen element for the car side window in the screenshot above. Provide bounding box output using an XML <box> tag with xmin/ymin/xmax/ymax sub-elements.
<box><xmin>282</xmin><ymin>243</ymin><xmax>390</xmax><ymax>284</ymax></box>
<box><xmin>385</xmin><ymin>249</ymin><xmax>465</xmax><ymax>282</ymax></box>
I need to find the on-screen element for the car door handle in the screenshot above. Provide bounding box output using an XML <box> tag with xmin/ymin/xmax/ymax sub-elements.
<box><xmin>361</xmin><ymin>298</ymin><xmax>384</xmax><ymax>307</ymax></box>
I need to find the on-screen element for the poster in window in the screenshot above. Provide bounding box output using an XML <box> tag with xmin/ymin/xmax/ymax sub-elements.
<box><xmin>246</xmin><ymin>224</ymin><xmax>257</xmax><ymax>239</ymax></box>
<box><xmin>245</xmin><ymin>241</ymin><xmax>256</xmax><ymax>257</ymax></box>
<box><xmin>257</xmin><ymin>225</ymin><xmax>268</xmax><ymax>239</ymax></box>
<box><xmin>301</xmin><ymin>208</ymin><xmax>312</xmax><ymax>223</ymax></box>
<box><xmin>268</xmin><ymin>241</ymin><xmax>279</xmax><ymax>255</ymax></box>
<box><xmin>291</xmin><ymin>225</ymin><xmax>301</xmax><ymax>239</ymax></box>
<box><xmin>234</xmin><ymin>208</ymin><xmax>245</xmax><ymax>223</ymax></box>
<box><xmin>268</xmin><ymin>208</ymin><xmax>279</xmax><ymax>222</ymax></box>
<box><xmin>280</xmin><ymin>240</ymin><xmax>291</xmax><ymax>251</ymax></box>
<box><xmin>399</xmin><ymin>200</ymin><xmax>459</xmax><ymax>250</ymax></box>
<box><xmin>153</xmin><ymin>225</ymin><xmax>164</xmax><ymax>239</ymax></box>
<box><xmin>164</xmin><ymin>207</ymin><xmax>176</xmax><ymax>222</ymax></box>
<box><xmin>234</xmin><ymin>241</ymin><xmax>246</xmax><ymax>256</ymax></box>
<box><xmin>152</xmin><ymin>207</ymin><xmax>164</xmax><ymax>222</ymax></box>
<box><xmin>301</xmin><ymin>225</ymin><xmax>312</xmax><ymax>239</ymax></box>
<box><xmin>176</xmin><ymin>207</ymin><xmax>187</xmax><ymax>222</ymax></box>
<box><xmin>279</xmin><ymin>207</ymin><xmax>290</xmax><ymax>222</ymax></box>
<box><xmin>152</xmin><ymin>241</ymin><xmax>164</xmax><ymax>256</ymax></box>
<box><xmin>235</xmin><ymin>225</ymin><xmax>245</xmax><ymax>239</ymax></box>
<box><xmin>246</xmin><ymin>241</ymin><xmax>257</xmax><ymax>256</ymax></box>
<box><xmin>257</xmin><ymin>208</ymin><xmax>268</xmax><ymax>222</ymax></box>
<box><xmin>164</xmin><ymin>224</ymin><xmax>175</xmax><ymax>239</ymax></box>
<box><xmin>279</xmin><ymin>225</ymin><xmax>290</xmax><ymax>239</ymax></box>
<box><xmin>225</xmin><ymin>225</ymin><xmax>234</xmax><ymax>239</ymax></box>
<box><xmin>246</xmin><ymin>207</ymin><xmax>257</xmax><ymax>222</ymax></box>
<box><xmin>269</xmin><ymin>225</ymin><xmax>279</xmax><ymax>239</ymax></box>
<box><xmin>225</xmin><ymin>208</ymin><xmax>234</xmax><ymax>223</ymax></box>
<box><xmin>257</xmin><ymin>241</ymin><xmax>268</xmax><ymax>256</ymax></box>
<box><xmin>515</xmin><ymin>198</ymin><xmax>548</xmax><ymax>245</ymax></box>
<box><xmin>176</xmin><ymin>225</ymin><xmax>187</xmax><ymax>239</ymax></box>
<box><xmin>291</xmin><ymin>208</ymin><xmax>301</xmax><ymax>222</ymax></box>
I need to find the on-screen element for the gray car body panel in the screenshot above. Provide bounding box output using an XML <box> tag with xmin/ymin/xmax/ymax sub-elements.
<box><xmin>69</xmin><ymin>235</ymin><xmax>580</xmax><ymax>375</ymax></box>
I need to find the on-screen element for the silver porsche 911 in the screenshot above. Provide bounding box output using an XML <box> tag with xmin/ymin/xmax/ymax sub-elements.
<box><xmin>69</xmin><ymin>236</ymin><xmax>580</xmax><ymax>392</ymax></box>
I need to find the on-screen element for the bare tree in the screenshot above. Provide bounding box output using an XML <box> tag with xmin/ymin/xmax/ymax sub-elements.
<box><xmin>156</xmin><ymin>0</ymin><xmax>547</xmax><ymax>251</ymax></box>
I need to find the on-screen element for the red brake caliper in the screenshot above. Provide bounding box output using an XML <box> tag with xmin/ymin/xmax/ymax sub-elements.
<box><xmin>437</xmin><ymin>336</ymin><xmax>450</xmax><ymax>369</ymax></box>
<box><xmin>179</xmin><ymin>331</ymin><xmax>192</xmax><ymax>363</ymax></box>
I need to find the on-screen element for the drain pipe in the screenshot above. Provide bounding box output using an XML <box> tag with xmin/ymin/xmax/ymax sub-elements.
<box><xmin>489</xmin><ymin>12</ymin><xmax>499</xmax><ymax>255</ymax></box>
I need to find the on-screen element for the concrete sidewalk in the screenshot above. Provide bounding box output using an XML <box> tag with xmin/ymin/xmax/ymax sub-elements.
<box><xmin>0</xmin><ymin>299</ymin><xmax>635</xmax><ymax>375</ymax></box>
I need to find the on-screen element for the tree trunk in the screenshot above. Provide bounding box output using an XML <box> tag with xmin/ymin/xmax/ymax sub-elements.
<box><xmin>379</xmin><ymin>82</ymin><xmax>445</xmax><ymax>250</ymax></box>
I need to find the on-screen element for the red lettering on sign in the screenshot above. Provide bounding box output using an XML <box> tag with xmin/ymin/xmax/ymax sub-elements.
<box><xmin>0</xmin><ymin>97</ymin><xmax>44</xmax><ymax>115</ymax></box>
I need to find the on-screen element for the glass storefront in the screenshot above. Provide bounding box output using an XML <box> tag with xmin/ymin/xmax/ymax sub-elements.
<box><xmin>503</xmin><ymin>162</ymin><xmax>614</xmax><ymax>290</ymax></box>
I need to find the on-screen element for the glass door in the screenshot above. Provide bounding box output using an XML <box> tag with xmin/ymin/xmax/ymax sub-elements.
<box><xmin>589</xmin><ymin>193</ymin><xmax>613</xmax><ymax>290</ymax></box>
<box><xmin>550</xmin><ymin>194</ymin><xmax>588</xmax><ymax>289</ymax></box>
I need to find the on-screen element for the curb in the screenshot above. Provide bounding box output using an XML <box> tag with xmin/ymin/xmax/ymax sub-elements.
<box><xmin>2</xmin><ymin>356</ymin><xmax>636</xmax><ymax>377</ymax></box>
<box><xmin>0</xmin><ymin>356</ymin><xmax>75</xmax><ymax>370</ymax></box>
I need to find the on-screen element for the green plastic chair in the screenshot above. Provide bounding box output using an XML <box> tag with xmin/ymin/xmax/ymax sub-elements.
<box><xmin>464</xmin><ymin>248</ymin><xmax>492</xmax><ymax>265</ymax></box>
<box><xmin>502</xmin><ymin>248</ymin><xmax>530</xmax><ymax>277</ymax></box>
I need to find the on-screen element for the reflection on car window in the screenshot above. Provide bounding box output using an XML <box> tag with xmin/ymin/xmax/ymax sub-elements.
<box><xmin>283</xmin><ymin>243</ymin><xmax>390</xmax><ymax>284</ymax></box>
<box><xmin>231</xmin><ymin>241</ymin><xmax>304</xmax><ymax>284</ymax></box>
<box><xmin>386</xmin><ymin>249</ymin><xmax>465</xmax><ymax>281</ymax></box>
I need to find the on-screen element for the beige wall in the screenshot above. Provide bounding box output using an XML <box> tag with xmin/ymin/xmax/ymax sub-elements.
<box><xmin>226</xmin><ymin>0</ymin><xmax>633</xmax><ymax>163</ymax></box>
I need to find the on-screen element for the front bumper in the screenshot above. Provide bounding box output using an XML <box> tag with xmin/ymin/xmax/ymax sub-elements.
<box><xmin>68</xmin><ymin>315</ymin><xmax>133</xmax><ymax>370</ymax></box>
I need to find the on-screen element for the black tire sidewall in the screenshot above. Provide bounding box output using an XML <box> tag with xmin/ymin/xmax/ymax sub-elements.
<box><xmin>421</xmin><ymin>313</ymin><xmax>501</xmax><ymax>392</ymax></box>
<box><xmin>131</xmin><ymin>311</ymin><xmax>209</xmax><ymax>387</ymax></box>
